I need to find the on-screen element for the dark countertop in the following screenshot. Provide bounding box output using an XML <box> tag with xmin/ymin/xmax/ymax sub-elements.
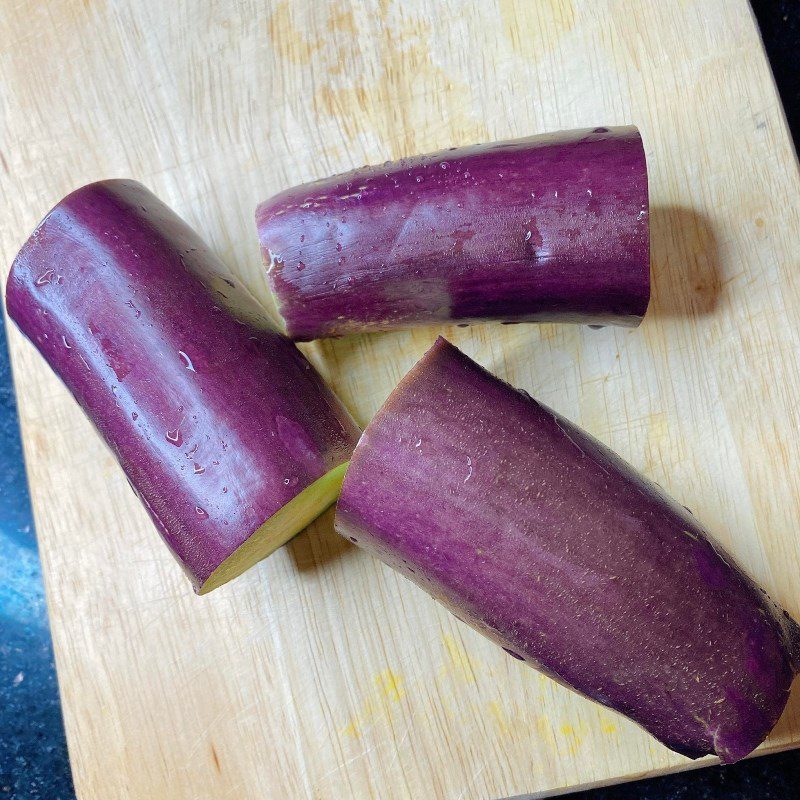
<box><xmin>0</xmin><ymin>311</ymin><xmax>72</xmax><ymax>799</ymax></box>
<box><xmin>1</xmin><ymin>2</ymin><xmax>798</xmax><ymax>798</ymax></box>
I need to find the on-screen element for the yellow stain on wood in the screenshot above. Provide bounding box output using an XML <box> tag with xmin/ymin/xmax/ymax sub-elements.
<box><xmin>341</xmin><ymin>721</ymin><xmax>361</xmax><ymax>739</ymax></box>
<box><xmin>487</xmin><ymin>701</ymin><xmax>510</xmax><ymax>735</ymax></box>
<box><xmin>535</xmin><ymin>715</ymin><xmax>558</xmax><ymax>750</ymax></box>
<box><xmin>340</xmin><ymin>669</ymin><xmax>405</xmax><ymax>740</ymax></box>
<box><xmin>601</xmin><ymin>721</ymin><xmax>618</xmax><ymax>735</ymax></box>
<box><xmin>375</xmin><ymin>669</ymin><xmax>404</xmax><ymax>703</ymax></box>
<box><xmin>442</xmin><ymin>634</ymin><xmax>478</xmax><ymax>684</ymax></box>
<box><xmin>559</xmin><ymin>721</ymin><xmax>586</xmax><ymax>756</ymax></box>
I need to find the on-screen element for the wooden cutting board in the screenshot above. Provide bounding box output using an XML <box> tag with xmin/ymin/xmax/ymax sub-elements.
<box><xmin>2</xmin><ymin>1</ymin><xmax>799</xmax><ymax>797</ymax></box>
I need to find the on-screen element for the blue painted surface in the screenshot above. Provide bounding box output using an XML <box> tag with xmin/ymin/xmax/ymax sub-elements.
<box><xmin>0</xmin><ymin>307</ymin><xmax>74</xmax><ymax>799</ymax></box>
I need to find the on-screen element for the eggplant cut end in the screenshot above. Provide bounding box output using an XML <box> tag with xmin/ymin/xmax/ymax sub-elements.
<box><xmin>198</xmin><ymin>461</ymin><xmax>349</xmax><ymax>594</ymax></box>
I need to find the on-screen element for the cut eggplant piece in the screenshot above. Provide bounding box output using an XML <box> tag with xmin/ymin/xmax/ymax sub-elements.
<box><xmin>6</xmin><ymin>180</ymin><xmax>360</xmax><ymax>593</ymax></box>
<box><xmin>257</xmin><ymin>126</ymin><xmax>649</xmax><ymax>340</ymax></box>
<box><xmin>335</xmin><ymin>337</ymin><xmax>800</xmax><ymax>763</ymax></box>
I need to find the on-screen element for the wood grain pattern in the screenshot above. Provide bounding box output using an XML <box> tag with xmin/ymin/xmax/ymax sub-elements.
<box><xmin>2</xmin><ymin>1</ymin><xmax>799</xmax><ymax>797</ymax></box>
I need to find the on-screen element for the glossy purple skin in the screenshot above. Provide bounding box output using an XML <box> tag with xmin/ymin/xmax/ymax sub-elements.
<box><xmin>257</xmin><ymin>126</ymin><xmax>649</xmax><ymax>340</ymax></box>
<box><xmin>335</xmin><ymin>338</ymin><xmax>800</xmax><ymax>763</ymax></box>
<box><xmin>6</xmin><ymin>180</ymin><xmax>360</xmax><ymax>591</ymax></box>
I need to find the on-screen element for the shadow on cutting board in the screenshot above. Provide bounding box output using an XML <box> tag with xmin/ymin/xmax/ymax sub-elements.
<box><xmin>288</xmin><ymin>505</ymin><xmax>356</xmax><ymax>573</ymax></box>
<box><xmin>312</xmin><ymin>205</ymin><xmax>725</xmax><ymax>401</ymax></box>
<box><xmin>647</xmin><ymin>205</ymin><xmax>724</xmax><ymax>318</ymax></box>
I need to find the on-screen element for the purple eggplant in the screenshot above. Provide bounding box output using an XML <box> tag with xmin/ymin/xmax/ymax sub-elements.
<box><xmin>256</xmin><ymin>126</ymin><xmax>649</xmax><ymax>340</ymax></box>
<box><xmin>335</xmin><ymin>337</ymin><xmax>799</xmax><ymax>762</ymax></box>
<box><xmin>6</xmin><ymin>180</ymin><xmax>360</xmax><ymax>593</ymax></box>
